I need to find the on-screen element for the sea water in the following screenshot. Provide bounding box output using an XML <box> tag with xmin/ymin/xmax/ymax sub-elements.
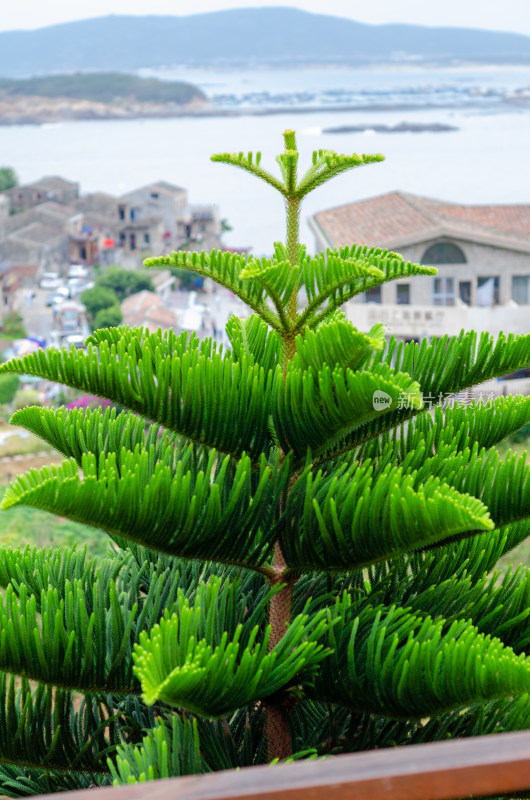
<box><xmin>1</xmin><ymin>65</ymin><xmax>529</xmax><ymax>255</ymax></box>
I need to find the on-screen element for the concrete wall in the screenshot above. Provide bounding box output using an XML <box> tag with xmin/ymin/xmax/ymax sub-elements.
<box><xmin>119</xmin><ymin>186</ymin><xmax>187</xmax><ymax>234</ymax></box>
<box><xmin>387</xmin><ymin>238</ymin><xmax>530</xmax><ymax>307</ymax></box>
<box><xmin>344</xmin><ymin>301</ymin><xmax>529</xmax><ymax>339</ymax></box>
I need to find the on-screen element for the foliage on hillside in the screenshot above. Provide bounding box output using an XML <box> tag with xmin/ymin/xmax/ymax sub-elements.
<box><xmin>0</xmin><ymin>73</ymin><xmax>206</xmax><ymax>105</ymax></box>
<box><xmin>0</xmin><ymin>167</ymin><xmax>17</xmax><ymax>192</ymax></box>
<box><xmin>81</xmin><ymin>267</ymin><xmax>154</xmax><ymax>330</ymax></box>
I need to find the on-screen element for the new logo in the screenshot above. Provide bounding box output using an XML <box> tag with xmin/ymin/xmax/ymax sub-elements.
<box><xmin>372</xmin><ymin>390</ymin><xmax>392</xmax><ymax>410</ymax></box>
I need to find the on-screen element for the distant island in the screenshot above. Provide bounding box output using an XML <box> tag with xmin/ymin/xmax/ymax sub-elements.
<box><xmin>323</xmin><ymin>122</ymin><xmax>459</xmax><ymax>134</ymax></box>
<box><xmin>0</xmin><ymin>73</ymin><xmax>208</xmax><ymax>125</ymax></box>
<box><xmin>0</xmin><ymin>9</ymin><xmax>528</xmax><ymax>76</ymax></box>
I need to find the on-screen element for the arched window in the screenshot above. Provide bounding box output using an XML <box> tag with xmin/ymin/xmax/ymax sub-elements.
<box><xmin>422</xmin><ymin>242</ymin><xmax>467</xmax><ymax>264</ymax></box>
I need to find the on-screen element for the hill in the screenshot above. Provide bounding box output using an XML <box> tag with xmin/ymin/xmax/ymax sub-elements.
<box><xmin>0</xmin><ymin>73</ymin><xmax>206</xmax><ymax>104</ymax></box>
<box><xmin>0</xmin><ymin>73</ymin><xmax>208</xmax><ymax>125</ymax></box>
<box><xmin>0</xmin><ymin>8</ymin><xmax>529</xmax><ymax>76</ymax></box>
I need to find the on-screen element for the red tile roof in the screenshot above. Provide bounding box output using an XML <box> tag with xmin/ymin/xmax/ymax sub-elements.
<box><xmin>311</xmin><ymin>192</ymin><xmax>530</xmax><ymax>252</ymax></box>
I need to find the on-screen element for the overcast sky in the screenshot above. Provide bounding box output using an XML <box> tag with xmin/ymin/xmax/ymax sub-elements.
<box><xmin>1</xmin><ymin>0</ymin><xmax>529</xmax><ymax>36</ymax></box>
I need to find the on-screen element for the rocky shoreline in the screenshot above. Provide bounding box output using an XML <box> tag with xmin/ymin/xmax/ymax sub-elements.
<box><xmin>0</xmin><ymin>95</ymin><xmax>211</xmax><ymax>125</ymax></box>
<box><xmin>323</xmin><ymin>122</ymin><xmax>459</xmax><ymax>134</ymax></box>
<box><xmin>0</xmin><ymin>94</ymin><xmax>525</xmax><ymax>126</ymax></box>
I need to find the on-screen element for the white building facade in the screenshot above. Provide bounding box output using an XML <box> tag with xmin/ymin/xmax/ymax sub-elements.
<box><xmin>309</xmin><ymin>191</ymin><xmax>530</xmax><ymax>338</ymax></box>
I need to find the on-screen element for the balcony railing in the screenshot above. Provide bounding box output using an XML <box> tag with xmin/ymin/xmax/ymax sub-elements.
<box><xmin>35</xmin><ymin>730</ymin><xmax>530</xmax><ymax>800</ymax></box>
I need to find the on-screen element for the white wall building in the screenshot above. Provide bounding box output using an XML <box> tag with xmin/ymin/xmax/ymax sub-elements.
<box><xmin>309</xmin><ymin>191</ymin><xmax>530</xmax><ymax>338</ymax></box>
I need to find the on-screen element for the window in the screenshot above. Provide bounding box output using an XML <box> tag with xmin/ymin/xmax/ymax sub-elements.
<box><xmin>396</xmin><ymin>284</ymin><xmax>410</xmax><ymax>305</ymax></box>
<box><xmin>129</xmin><ymin>233</ymin><xmax>136</xmax><ymax>250</ymax></box>
<box><xmin>422</xmin><ymin>242</ymin><xmax>467</xmax><ymax>264</ymax></box>
<box><xmin>459</xmin><ymin>281</ymin><xmax>471</xmax><ymax>305</ymax></box>
<box><xmin>118</xmin><ymin>206</ymin><xmax>125</xmax><ymax>221</ymax></box>
<box><xmin>130</xmin><ymin>209</ymin><xmax>135</xmax><ymax>221</ymax></box>
<box><xmin>477</xmin><ymin>276</ymin><xmax>499</xmax><ymax>306</ymax></box>
<box><xmin>433</xmin><ymin>277</ymin><xmax>455</xmax><ymax>306</ymax></box>
<box><xmin>512</xmin><ymin>275</ymin><xmax>530</xmax><ymax>304</ymax></box>
<box><xmin>365</xmin><ymin>286</ymin><xmax>381</xmax><ymax>303</ymax></box>
<box><xmin>150</xmin><ymin>192</ymin><xmax>159</xmax><ymax>199</ymax></box>
<box><xmin>144</xmin><ymin>233</ymin><xmax>150</xmax><ymax>244</ymax></box>
<box><xmin>119</xmin><ymin>232</ymin><xmax>126</xmax><ymax>245</ymax></box>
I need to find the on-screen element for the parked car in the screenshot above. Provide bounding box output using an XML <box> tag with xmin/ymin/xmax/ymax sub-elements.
<box><xmin>39</xmin><ymin>272</ymin><xmax>62</xmax><ymax>290</ymax></box>
<box><xmin>67</xmin><ymin>264</ymin><xmax>89</xmax><ymax>279</ymax></box>
<box><xmin>45</xmin><ymin>287</ymin><xmax>69</xmax><ymax>306</ymax></box>
<box><xmin>65</xmin><ymin>334</ymin><xmax>86</xmax><ymax>350</ymax></box>
<box><xmin>68</xmin><ymin>278</ymin><xmax>95</xmax><ymax>298</ymax></box>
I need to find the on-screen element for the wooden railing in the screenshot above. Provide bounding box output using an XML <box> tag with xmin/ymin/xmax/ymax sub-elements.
<box><xmin>36</xmin><ymin>730</ymin><xmax>530</xmax><ymax>800</ymax></box>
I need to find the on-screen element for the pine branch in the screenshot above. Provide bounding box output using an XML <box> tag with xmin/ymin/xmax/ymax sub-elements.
<box><xmin>211</xmin><ymin>152</ymin><xmax>287</xmax><ymax>195</ymax></box>
<box><xmin>311</xmin><ymin>595</ymin><xmax>530</xmax><ymax>720</ymax></box>
<box><xmin>296</xmin><ymin>151</ymin><xmax>385</xmax><ymax>196</ymax></box>
<box><xmin>292</xmin><ymin>320</ymin><xmax>385</xmax><ymax>374</ymax></box>
<box><xmin>323</xmin><ymin>330</ymin><xmax>530</xmax><ymax>459</ymax></box>
<box><xmin>239</xmin><ymin>256</ymin><xmax>298</xmax><ymax>328</ymax></box>
<box><xmin>0</xmin><ymin>764</ymin><xmax>109</xmax><ymax>798</ymax></box>
<box><xmin>353</xmin><ymin>396</ymin><xmax>530</xmax><ymax>468</ymax></box>
<box><xmin>1</xmin><ymin>449</ymin><xmax>291</xmax><ymax>575</ymax></box>
<box><xmin>411</xmin><ymin>442</ymin><xmax>530</xmax><ymax>531</ymax></box>
<box><xmin>226</xmin><ymin>314</ymin><xmax>282</xmax><ymax>373</ymax></box>
<box><xmin>408</xmin><ymin>695</ymin><xmax>530</xmax><ymax>744</ymax></box>
<box><xmin>296</xmin><ymin>247</ymin><xmax>436</xmax><ymax>330</ymax></box>
<box><xmin>0</xmin><ymin>572</ymin><xmax>139</xmax><ymax>694</ymax></box>
<box><xmin>0</xmin><ymin>331</ymin><xmax>277</xmax><ymax>462</ymax></box>
<box><xmin>133</xmin><ymin>579</ymin><xmax>328</xmax><ymax>717</ymax></box>
<box><xmin>272</xmin><ymin>362</ymin><xmax>422</xmax><ymax>459</ymax></box>
<box><xmin>0</xmin><ymin>674</ymin><xmax>117</xmax><ymax>776</ymax></box>
<box><xmin>364</xmin><ymin>520</ymin><xmax>530</xmax><ymax>619</ymax></box>
<box><xmin>280</xmin><ymin>461</ymin><xmax>492</xmax><ymax>573</ymax></box>
<box><xmin>11</xmin><ymin>406</ymin><xmax>179</xmax><ymax>470</ymax></box>
<box><xmin>145</xmin><ymin>248</ymin><xmax>285</xmax><ymax>330</ymax></box>
<box><xmin>402</xmin><ymin>565</ymin><xmax>530</xmax><ymax>654</ymax></box>
<box><xmin>111</xmin><ymin>706</ymin><xmax>268</xmax><ymax>785</ymax></box>
<box><xmin>109</xmin><ymin>716</ymin><xmax>204</xmax><ymax>784</ymax></box>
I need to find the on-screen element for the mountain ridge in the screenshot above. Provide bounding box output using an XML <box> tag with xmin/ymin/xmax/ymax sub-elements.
<box><xmin>0</xmin><ymin>7</ymin><xmax>529</xmax><ymax>77</ymax></box>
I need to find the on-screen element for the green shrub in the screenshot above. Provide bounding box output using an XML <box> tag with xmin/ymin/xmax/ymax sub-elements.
<box><xmin>98</xmin><ymin>267</ymin><xmax>154</xmax><ymax>299</ymax></box>
<box><xmin>0</xmin><ymin>374</ymin><xmax>19</xmax><ymax>405</ymax></box>
<box><xmin>0</xmin><ymin>131</ymin><xmax>527</xmax><ymax>794</ymax></box>
<box><xmin>0</xmin><ymin>167</ymin><xmax>17</xmax><ymax>192</ymax></box>
<box><xmin>12</xmin><ymin>388</ymin><xmax>42</xmax><ymax>411</ymax></box>
<box><xmin>2</xmin><ymin>313</ymin><xmax>26</xmax><ymax>338</ymax></box>
<box><xmin>93</xmin><ymin>304</ymin><xmax>123</xmax><ymax>330</ymax></box>
<box><xmin>80</xmin><ymin>285</ymin><xmax>119</xmax><ymax>319</ymax></box>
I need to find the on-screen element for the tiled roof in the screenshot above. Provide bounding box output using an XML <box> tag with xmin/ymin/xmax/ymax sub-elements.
<box><xmin>73</xmin><ymin>193</ymin><xmax>118</xmax><ymax>218</ymax></box>
<box><xmin>4</xmin><ymin>176</ymin><xmax>79</xmax><ymax>196</ymax></box>
<box><xmin>311</xmin><ymin>191</ymin><xmax>530</xmax><ymax>251</ymax></box>
<box><xmin>121</xmin><ymin>290</ymin><xmax>159</xmax><ymax>316</ymax></box>
<box><xmin>4</xmin><ymin>202</ymin><xmax>78</xmax><ymax>235</ymax></box>
<box><xmin>119</xmin><ymin>181</ymin><xmax>186</xmax><ymax>202</ymax></box>
<box><xmin>152</xmin><ymin>180</ymin><xmax>186</xmax><ymax>195</ymax></box>
<box><xmin>9</xmin><ymin>221</ymin><xmax>66</xmax><ymax>247</ymax></box>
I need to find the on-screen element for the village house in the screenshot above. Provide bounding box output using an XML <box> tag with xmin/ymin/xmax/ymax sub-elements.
<box><xmin>309</xmin><ymin>191</ymin><xmax>530</xmax><ymax>339</ymax></box>
<box><xmin>70</xmin><ymin>192</ymin><xmax>121</xmax><ymax>266</ymax></box>
<box><xmin>117</xmin><ymin>181</ymin><xmax>188</xmax><ymax>260</ymax></box>
<box><xmin>0</xmin><ymin>201</ymin><xmax>74</xmax><ymax>272</ymax></box>
<box><xmin>0</xmin><ymin>175</ymin><xmax>225</xmax><ymax>279</ymax></box>
<box><xmin>176</xmin><ymin>205</ymin><xmax>222</xmax><ymax>252</ymax></box>
<box><xmin>4</xmin><ymin>176</ymin><xmax>79</xmax><ymax>214</ymax></box>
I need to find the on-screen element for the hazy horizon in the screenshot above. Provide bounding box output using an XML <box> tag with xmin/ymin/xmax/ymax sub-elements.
<box><xmin>1</xmin><ymin>1</ymin><xmax>529</xmax><ymax>37</ymax></box>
